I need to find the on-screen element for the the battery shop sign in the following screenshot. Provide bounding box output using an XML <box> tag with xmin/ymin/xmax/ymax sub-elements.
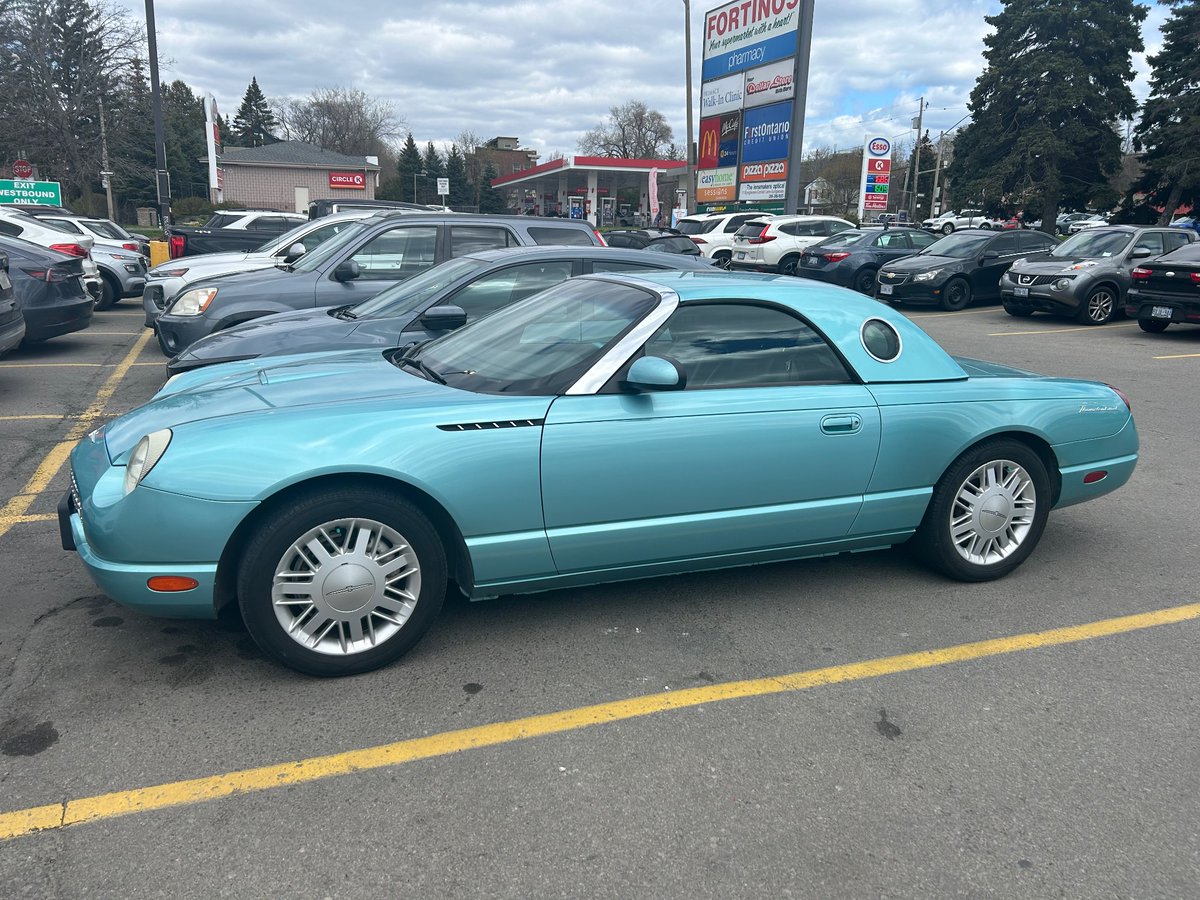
<box><xmin>329</xmin><ymin>171</ymin><xmax>366</xmax><ymax>190</ymax></box>
<box><xmin>703</xmin><ymin>0</ymin><xmax>801</xmax><ymax>80</ymax></box>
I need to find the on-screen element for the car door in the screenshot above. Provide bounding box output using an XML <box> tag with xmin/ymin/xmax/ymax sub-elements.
<box><xmin>1121</xmin><ymin>231</ymin><xmax>1167</xmax><ymax>297</ymax></box>
<box><xmin>314</xmin><ymin>223</ymin><xmax>441</xmax><ymax>307</ymax></box>
<box><xmin>972</xmin><ymin>231</ymin><xmax>1022</xmax><ymax>298</ymax></box>
<box><xmin>398</xmin><ymin>258</ymin><xmax>579</xmax><ymax>345</ymax></box>
<box><xmin>539</xmin><ymin>302</ymin><xmax>881</xmax><ymax>574</ymax></box>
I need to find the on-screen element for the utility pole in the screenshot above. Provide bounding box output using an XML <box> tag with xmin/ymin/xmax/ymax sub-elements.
<box><xmin>681</xmin><ymin>0</ymin><xmax>694</xmax><ymax>215</ymax></box>
<box><xmin>98</xmin><ymin>98</ymin><xmax>115</xmax><ymax>221</ymax></box>
<box><xmin>929</xmin><ymin>130</ymin><xmax>946</xmax><ymax>217</ymax></box>
<box><xmin>145</xmin><ymin>0</ymin><xmax>171</xmax><ymax>228</ymax></box>
<box><xmin>908</xmin><ymin>98</ymin><xmax>926</xmax><ymax>221</ymax></box>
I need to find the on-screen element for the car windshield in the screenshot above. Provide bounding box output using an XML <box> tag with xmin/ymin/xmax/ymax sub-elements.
<box><xmin>1051</xmin><ymin>230</ymin><xmax>1132</xmax><ymax>259</ymax></box>
<box><xmin>812</xmin><ymin>230</ymin><xmax>865</xmax><ymax>249</ymax></box>
<box><xmin>81</xmin><ymin>219</ymin><xmax>124</xmax><ymax>239</ymax></box>
<box><xmin>290</xmin><ymin>221</ymin><xmax>371</xmax><ymax>272</ymax></box>
<box><xmin>647</xmin><ymin>237</ymin><xmax>701</xmax><ymax>254</ymax></box>
<box><xmin>259</xmin><ymin>218</ymin><xmax>361</xmax><ymax>256</ymax></box>
<box><xmin>919</xmin><ymin>232</ymin><xmax>993</xmax><ymax>258</ymax></box>
<box><xmin>350</xmin><ymin>257</ymin><xmax>487</xmax><ymax>318</ymax></box>
<box><xmin>408</xmin><ymin>278</ymin><xmax>658</xmax><ymax>395</ymax></box>
<box><xmin>674</xmin><ymin>219</ymin><xmax>709</xmax><ymax>235</ymax></box>
<box><xmin>734</xmin><ymin>221</ymin><xmax>771</xmax><ymax>238</ymax></box>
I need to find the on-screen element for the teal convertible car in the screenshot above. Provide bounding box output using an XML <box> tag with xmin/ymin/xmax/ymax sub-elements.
<box><xmin>61</xmin><ymin>271</ymin><xmax>1138</xmax><ymax>676</ymax></box>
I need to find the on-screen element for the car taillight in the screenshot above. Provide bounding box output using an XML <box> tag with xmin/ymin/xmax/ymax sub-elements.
<box><xmin>747</xmin><ymin>226</ymin><xmax>775</xmax><ymax>245</ymax></box>
<box><xmin>20</xmin><ymin>266</ymin><xmax>70</xmax><ymax>283</ymax></box>
<box><xmin>1107</xmin><ymin>385</ymin><xmax>1131</xmax><ymax>410</ymax></box>
<box><xmin>592</xmin><ymin>229</ymin><xmax>607</xmax><ymax>247</ymax></box>
<box><xmin>691</xmin><ymin>237</ymin><xmax>707</xmax><ymax>244</ymax></box>
<box><xmin>121</xmin><ymin>242</ymin><xmax>140</xmax><ymax>252</ymax></box>
<box><xmin>169</xmin><ymin>235</ymin><xmax>185</xmax><ymax>258</ymax></box>
<box><xmin>49</xmin><ymin>242</ymin><xmax>89</xmax><ymax>258</ymax></box>
<box><xmin>1191</xmin><ymin>272</ymin><xmax>1200</xmax><ymax>285</ymax></box>
<box><xmin>1131</xmin><ymin>267</ymin><xmax>1151</xmax><ymax>281</ymax></box>
<box><xmin>823</xmin><ymin>251</ymin><xmax>851</xmax><ymax>262</ymax></box>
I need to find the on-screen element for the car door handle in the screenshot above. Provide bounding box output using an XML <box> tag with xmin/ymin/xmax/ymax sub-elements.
<box><xmin>820</xmin><ymin>414</ymin><xmax>862</xmax><ymax>435</ymax></box>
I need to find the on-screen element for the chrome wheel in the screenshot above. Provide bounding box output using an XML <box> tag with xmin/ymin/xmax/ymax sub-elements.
<box><xmin>948</xmin><ymin>459</ymin><xmax>1036</xmax><ymax>566</ymax></box>
<box><xmin>271</xmin><ymin>517</ymin><xmax>422</xmax><ymax>656</ymax></box>
<box><xmin>714</xmin><ymin>252</ymin><xmax>732</xmax><ymax>270</ymax></box>
<box><xmin>1079</xmin><ymin>287</ymin><xmax>1116</xmax><ymax>324</ymax></box>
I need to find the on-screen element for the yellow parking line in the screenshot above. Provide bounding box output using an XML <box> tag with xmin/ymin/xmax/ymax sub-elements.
<box><xmin>0</xmin><ymin>415</ymin><xmax>75</xmax><ymax>421</ymax></box>
<box><xmin>0</xmin><ymin>361</ymin><xmax>161</xmax><ymax>369</ymax></box>
<box><xmin>987</xmin><ymin>322</ymin><xmax>1138</xmax><ymax>337</ymax></box>
<box><xmin>908</xmin><ymin>307</ymin><xmax>1001</xmax><ymax>319</ymax></box>
<box><xmin>1153</xmin><ymin>352</ymin><xmax>1200</xmax><ymax>360</ymax></box>
<box><xmin>0</xmin><ymin>330</ymin><xmax>153</xmax><ymax>541</ymax></box>
<box><xmin>0</xmin><ymin>513</ymin><xmax>56</xmax><ymax>528</ymax></box>
<box><xmin>1</xmin><ymin>601</ymin><xmax>1196</xmax><ymax>842</ymax></box>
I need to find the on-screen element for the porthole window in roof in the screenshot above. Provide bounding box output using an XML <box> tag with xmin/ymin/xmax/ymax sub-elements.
<box><xmin>861</xmin><ymin>318</ymin><xmax>902</xmax><ymax>362</ymax></box>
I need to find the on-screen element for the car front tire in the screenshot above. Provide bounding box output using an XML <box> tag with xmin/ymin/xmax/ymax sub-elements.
<box><xmin>853</xmin><ymin>268</ymin><xmax>878</xmax><ymax>295</ymax></box>
<box><xmin>941</xmin><ymin>223</ymin><xmax>954</xmax><ymax>235</ymax></box>
<box><xmin>237</xmin><ymin>487</ymin><xmax>447</xmax><ymax>676</ymax></box>
<box><xmin>713</xmin><ymin>251</ymin><xmax>732</xmax><ymax>270</ymax></box>
<box><xmin>1077</xmin><ymin>286</ymin><xmax>1117</xmax><ymax>325</ymax></box>
<box><xmin>913</xmin><ymin>439</ymin><xmax>1050</xmax><ymax>582</ymax></box>
<box><xmin>940</xmin><ymin>277</ymin><xmax>972</xmax><ymax>311</ymax></box>
<box><xmin>779</xmin><ymin>255</ymin><xmax>801</xmax><ymax>277</ymax></box>
<box><xmin>95</xmin><ymin>274</ymin><xmax>119</xmax><ymax>311</ymax></box>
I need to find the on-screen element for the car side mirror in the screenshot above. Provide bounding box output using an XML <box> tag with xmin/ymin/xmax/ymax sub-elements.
<box><xmin>1129</xmin><ymin>248</ymin><xmax>1153</xmax><ymax>259</ymax></box>
<box><xmin>624</xmin><ymin>355</ymin><xmax>686</xmax><ymax>392</ymax></box>
<box><xmin>283</xmin><ymin>242</ymin><xmax>306</xmax><ymax>262</ymax></box>
<box><xmin>418</xmin><ymin>304</ymin><xmax>467</xmax><ymax>331</ymax></box>
<box><xmin>333</xmin><ymin>259</ymin><xmax>361</xmax><ymax>282</ymax></box>
<box><xmin>980</xmin><ymin>251</ymin><xmax>999</xmax><ymax>262</ymax></box>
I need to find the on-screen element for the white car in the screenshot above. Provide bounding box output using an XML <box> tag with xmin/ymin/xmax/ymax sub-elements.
<box><xmin>729</xmin><ymin>215</ymin><xmax>856</xmax><ymax>275</ymax></box>
<box><xmin>921</xmin><ymin>209</ymin><xmax>1001</xmax><ymax>234</ymax></box>
<box><xmin>199</xmin><ymin>209</ymin><xmax>308</xmax><ymax>231</ymax></box>
<box><xmin>1067</xmin><ymin>214</ymin><xmax>1108</xmax><ymax>234</ymax></box>
<box><xmin>141</xmin><ymin>211</ymin><xmax>372</xmax><ymax>327</ymax></box>
<box><xmin>675</xmin><ymin>212</ymin><xmax>775</xmax><ymax>269</ymax></box>
<box><xmin>0</xmin><ymin>206</ymin><xmax>102</xmax><ymax>303</ymax></box>
<box><xmin>34</xmin><ymin>215</ymin><xmax>149</xmax><ymax>258</ymax></box>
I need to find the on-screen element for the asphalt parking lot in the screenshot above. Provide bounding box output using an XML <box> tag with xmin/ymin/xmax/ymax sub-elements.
<box><xmin>1</xmin><ymin>299</ymin><xmax>1198</xmax><ymax>899</ymax></box>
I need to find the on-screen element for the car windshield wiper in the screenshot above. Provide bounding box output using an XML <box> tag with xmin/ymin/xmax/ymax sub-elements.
<box><xmin>395</xmin><ymin>353</ymin><xmax>446</xmax><ymax>384</ymax></box>
<box><xmin>330</xmin><ymin>305</ymin><xmax>357</xmax><ymax>320</ymax></box>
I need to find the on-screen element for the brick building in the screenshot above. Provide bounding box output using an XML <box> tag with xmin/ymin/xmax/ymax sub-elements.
<box><xmin>483</xmin><ymin>137</ymin><xmax>540</xmax><ymax>178</ymax></box>
<box><xmin>217</xmin><ymin>141</ymin><xmax>381</xmax><ymax>213</ymax></box>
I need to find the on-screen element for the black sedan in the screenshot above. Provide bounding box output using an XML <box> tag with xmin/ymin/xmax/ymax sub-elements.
<box><xmin>875</xmin><ymin>228</ymin><xmax>1058</xmax><ymax>311</ymax></box>
<box><xmin>0</xmin><ymin>249</ymin><xmax>26</xmax><ymax>356</ymax></box>
<box><xmin>795</xmin><ymin>226</ymin><xmax>938</xmax><ymax>294</ymax></box>
<box><xmin>166</xmin><ymin>245</ymin><xmax>718</xmax><ymax>374</ymax></box>
<box><xmin>1125</xmin><ymin>241</ymin><xmax>1200</xmax><ymax>333</ymax></box>
<box><xmin>0</xmin><ymin>234</ymin><xmax>93</xmax><ymax>343</ymax></box>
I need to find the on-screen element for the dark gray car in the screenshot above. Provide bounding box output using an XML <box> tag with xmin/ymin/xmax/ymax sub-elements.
<box><xmin>0</xmin><ymin>249</ymin><xmax>26</xmax><ymax>355</ymax></box>
<box><xmin>0</xmin><ymin>235</ymin><xmax>93</xmax><ymax>342</ymax></box>
<box><xmin>165</xmin><ymin>245</ymin><xmax>717</xmax><ymax>375</ymax></box>
<box><xmin>153</xmin><ymin>211</ymin><xmax>604</xmax><ymax>356</ymax></box>
<box><xmin>1001</xmin><ymin>226</ymin><xmax>1195</xmax><ymax>325</ymax></box>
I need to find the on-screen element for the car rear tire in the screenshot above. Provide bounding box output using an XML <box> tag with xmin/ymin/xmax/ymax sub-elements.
<box><xmin>94</xmin><ymin>274</ymin><xmax>119</xmax><ymax>311</ymax></box>
<box><xmin>912</xmin><ymin>439</ymin><xmax>1050</xmax><ymax>582</ymax></box>
<box><xmin>941</xmin><ymin>223</ymin><xmax>954</xmax><ymax>235</ymax></box>
<box><xmin>779</xmin><ymin>255</ymin><xmax>801</xmax><ymax>277</ymax></box>
<box><xmin>1138</xmin><ymin>318</ymin><xmax>1169</xmax><ymax>333</ymax></box>
<box><xmin>237</xmin><ymin>487</ymin><xmax>447</xmax><ymax>676</ymax></box>
<box><xmin>1003</xmin><ymin>301</ymin><xmax>1034</xmax><ymax>317</ymax></box>
<box><xmin>940</xmin><ymin>278</ymin><xmax>972</xmax><ymax>311</ymax></box>
<box><xmin>853</xmin><ymin>268</ymin><xmax>878</xmax><ymax>295</ymax></box>
<box><xmin>1076</xmin><ymin>286</ymin><xmax>1117</xmax><ymax>325</ymax></box>
<box><xmin>713</xmin><ymin>251</ymin><xmax>732</xmax><ymax>270</ymax></box>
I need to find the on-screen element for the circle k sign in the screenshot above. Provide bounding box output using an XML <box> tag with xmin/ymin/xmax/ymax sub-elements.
<box><xmin>867</xmin><ymin>138</ymin><xmax>891</xmax><ymax>157</ymax></box>
<box><xmin>329</xmin><ymin>171</ymin><xmax>366</xmax><ymax>190</ymax></box>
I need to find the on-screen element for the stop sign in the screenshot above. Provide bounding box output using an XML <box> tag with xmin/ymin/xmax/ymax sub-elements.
<box><xmin>11</xmin><ymin>159</ymin><xmax>33</xmax><ymax>179</ymax></box>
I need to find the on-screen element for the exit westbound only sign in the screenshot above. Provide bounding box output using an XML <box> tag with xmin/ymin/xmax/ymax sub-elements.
<box><xmin>0</xmin><ymin>180</ymin><xmax>63</xmax><ymax>206</ymax></box>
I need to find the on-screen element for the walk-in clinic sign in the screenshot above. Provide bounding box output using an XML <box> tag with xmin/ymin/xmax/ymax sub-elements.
<box><xmin>857</xmin><ymin>135</ymin><xmax>893</xmax><ymax>221</ymax></box>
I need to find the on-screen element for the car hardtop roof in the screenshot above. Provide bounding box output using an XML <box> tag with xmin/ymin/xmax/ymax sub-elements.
<box><xmin>769</xmin><ymin>214</ymin><xmax>853</xmax><ymax>223</ymax></box>
<box><xmin>463</xmin><ymin>244</ymin><xmax>691</xmax><ymax>263</ymax></box>
<box><xmin>370</xmin><ymin>209</ymin><xmax>598</xmax><ymax>225</ymax></box>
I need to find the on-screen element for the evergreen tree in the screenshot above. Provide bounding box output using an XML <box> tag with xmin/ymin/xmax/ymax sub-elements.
<box><xmin>231</xmin><ymin>76</ymin><xmax>278</xmax><ymax>147</ymax></box>
<box><xmin>162</xmin><ymin>80</ymin><xmax>211</xmax><ymax>203</ymax></box>
<box><xmin>906</xmin><ymin>132</ymin><xmax>938</xmax><ymax>220</ymax></box>
<box><xmin>477</xmin><ymin>162</ymin><xmax>507</xmax><ymax>214</ymax></box>
<box><xmin>109</xmin><ymin>56</ymin><xmax>157</xmax><ymax>209</ymax></box>
<box><xmin>1133</xmin><ymin>0</ymin><xmax>1200</xmax><ymax>222</ymax></box>
<box><xmin>445</xmin><ymin>146</ymin><xmax>471</xmax><ymax>208</ymax></box>
<box><xmin>421</xmin><ymin>143</ymin><xmax>446</xmax><ymax>204</ymax></box>
<box><xmin>947</xmin><ymin>0</ymin><xmax>1146</xmax><ymax>233</ymax></box>
<box><xmin>395</xmin><ymin>133</ymin><xmax>424</xmax><ymax>203</ymax></box>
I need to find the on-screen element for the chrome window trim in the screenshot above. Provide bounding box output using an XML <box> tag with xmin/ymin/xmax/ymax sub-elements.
<box><xmin>861</xmin><ymin>317</ymin><xmax>903</xmax><ymax>363</ymax></box>
<box><xmin>565</xmin><ymin>283</ymin><xmax>680</xmax><ymax>395</ymax></box>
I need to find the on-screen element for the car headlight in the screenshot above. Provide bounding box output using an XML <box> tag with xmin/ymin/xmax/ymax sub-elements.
<box><xmin>154</xmin><ymin>267</ymin><xmax>189</xmax><ymax>277</ymax></box>
<box><xmin>913</xmin><ymin>269</ymin><xmax>942</xmax><ymax>282</ymax></box>
<box><xmin>170</xmin><ymin>287</ymin><xmax>218</xmax><ymax>316</ymax></box>
<box><xmin>123</xmin><ymin>429</ymin><xmax>172</xmax><ymax>495</ymax></box>
<box><xmin>1052</xmin><ymin>277</ymin><xmax>1074</xmax><ymax>291</ymax></box>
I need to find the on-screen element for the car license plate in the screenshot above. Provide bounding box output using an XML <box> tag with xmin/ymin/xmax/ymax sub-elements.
<box><xmin>1152</xmin><ymin>306</ymin><xmax>1173</xmax><ymax>319</ymax></box>
<box><xmin>879</xmin><ymin>283</ymin><xmax>893</xmax><ymax>296</ymax></box>
<box><xmin>802</xmin><ymin>256</ymin><xmax>817</xmax><ymax>266</ymax></box>
<box><xmin>1013</xmin><ymin>286</ymin><xmax>1029</xmax><ymax>297</ymax></box>
<box><xmin>736</xmin><ymin>251</ymin><xmax>746</xmax><ymax>260</ymax></box>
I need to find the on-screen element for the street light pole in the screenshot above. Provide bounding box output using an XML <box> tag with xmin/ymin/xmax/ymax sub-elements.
<box><xmin>681</xmin><ymin>0</ymin><xmax>694</xmax><ymax>215</ymax></box>
<box><xmin>144</xmin><ymin>0</ymin><xmax>170</xmax><ymax>227</ymax></box>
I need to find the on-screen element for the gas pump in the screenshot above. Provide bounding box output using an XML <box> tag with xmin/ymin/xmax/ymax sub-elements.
<box><xmin>600</xmin><ymin>197</ymin><xmax>615</xmax><ymax>227</ymax></box>
<box><xmin>568</xmin><ymin>197</ymin><xmax>584</xmax><ymax>220</ymax></box>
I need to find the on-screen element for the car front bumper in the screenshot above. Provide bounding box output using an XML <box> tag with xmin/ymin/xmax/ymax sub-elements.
<box><xmin>1001</xmin><ymin>273</ymin><xmax>1088</xmax><ymax>315</ymax></box>
<box><xmin>155</xmin><ymin>313</ymin><xmax>219</xmax><ymax>356</ymax></box>
<box><xmin>874</xmin><ymin>279</ymin><xmax>946</xmax><ymax>305</ymax></box>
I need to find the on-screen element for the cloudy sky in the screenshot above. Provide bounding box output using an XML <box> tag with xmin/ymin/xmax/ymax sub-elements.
<box><xmin>117</xmin><ymin>0</ymin><xmax>1170</xmax><ymax>159</ymax></box>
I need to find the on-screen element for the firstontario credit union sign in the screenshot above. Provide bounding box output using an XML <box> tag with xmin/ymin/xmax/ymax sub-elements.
<box><xmin>0</xmin><ymin>179</ymin><xmax>63</xmax><ymax>206</ymax></box>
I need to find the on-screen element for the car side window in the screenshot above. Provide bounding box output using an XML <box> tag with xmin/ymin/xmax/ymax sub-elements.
<box><xmin>1133</xmin><ymin>232</ymin><xmax>1165</xmax><ymax>256</ymax></box>
<box><xmin>350</xmin><ymin>225</ymin><xmax>438</xmax><ymax>281</ymax></box>
<box><xmin>782</xmin><ymin>222</ymin><xmax>824</xmax><ymax>237</ymax></box>
<box><xmin>0</xmin><ymin>221</ymin><xmax>22</xmax><ymax>237</ymax></box>
<box><xmin>725</xmin><ymin>215</ymin><xmax>758</xmax><ymax>233</ymax></box>
<box><xmin>526</xmin><ymin>226</ymin><xmax>594</xmax><ymax>246</ymax></box>
<box><xmin>450</xmin><ymin>226</ymin><xmax>516</xmax><ymax>254</ymax></box>
<box><xmin>873</xmin><ymin>231</ymin><xmax>906</xmax><ymax>248</ymax></box>
<box><xmin>642</xmin><ymin>303</ymin><xmax>851</xmax><ymax>390</ymax></box>
<box><xmin>1163</xmin><ymin>231</ymin><xmax>1191</xmax><ymax>254</ymax></box>
<box><xmin>908</xmin><ymin>231</ymin><xmax>938</xmax><ymax>249</ymax></box>
<box><xmin>606</xmin><ymin>233</ymin><xmax>632</xmax><ymax>248</ymax></box>
<box><xmin>826</xmin><ymin>221</ymin><xmax>853</xmax><ymax>235</ymax></box>
<box><xmin>49</xmin><ymin>220</ymin><xmax>84</xmax><ymax>234</ymax></box>
<box><xmin>987</xmin><ymin>233</ymin><xmax>1020</xmax><ymax>254</ymax></box>
<box><xmin>448</xmin><ymin>261</ymin><xmax>575</xmax><ymax>320</ymax></box>
<box><xmin>1016</xmin><ymin>231</ymin><xmax>1054</xmax><ymax>252</ymax></box>
<box><xmin>590</xmin><ymin>260</ymin><xmax>661</xmax><ymax>273</ymax></box>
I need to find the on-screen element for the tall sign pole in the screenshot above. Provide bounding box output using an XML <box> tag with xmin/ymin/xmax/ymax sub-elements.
<box><xmin>98</xmin><ymin>98</ymin><xmax>115</xmax><ymax>220</ymax></box>
<box><xmin>144</xmin><ymin>0</ymin><xmax>171</xmax><ymax>227</ymax></box>
<box><xmin>783</xmin><ymin>0</ymin><xmax>814</xmax><ymax>215</ymax></box>
<box><xmin>682</xmin><ymin>0</ymin><xmax>694</xmax><ymax>215</ymax></box>
<box><xmin>857</xmin><ymin>136</ymin><xmax>893</xmax><ymax>223</ymax></box>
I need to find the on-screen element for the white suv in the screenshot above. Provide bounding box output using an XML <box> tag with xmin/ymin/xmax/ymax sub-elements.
<box><xmin>729</xmin><ymin>215</ymin><xmax>855</xmax><ymax>275</ymax></box>
<box><xmin>676</xmin><ymin>212</ymin><xmax>775</xmax><ymax>269</ymax></box>
<box><xmin>920</xmin><ymin>210</ymin><xmax>1001</xmax><ymax>234</ymax></box>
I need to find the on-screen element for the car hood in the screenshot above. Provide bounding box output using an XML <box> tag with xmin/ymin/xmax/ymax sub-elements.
<box><xmin>168</xmin><ymin>307</ymin><xmax>405</xmax><ymax>369</ymax></box>
<box><xmin>104</xmin><ymin>349</ymin><xmax>468</xmax><ymax>461</ymax></box>
<box><xmin>1010</xmin><ymin>257</ymin><xmax>1109</xmax><ymax>275</ymax></box>
<box><xmin>881</xmin><ymin>254</ymin><xmax>960</xmax><ymax>274</ymax></box>
<box><xmin>149</xmin><ymin>251</ymin><xmax>270</xmax><ymax>276</ymax></box>
<box><xmin>182</xmin><ymin>264</ymin><xmax>300</xmax><ymax>294</ymax></box>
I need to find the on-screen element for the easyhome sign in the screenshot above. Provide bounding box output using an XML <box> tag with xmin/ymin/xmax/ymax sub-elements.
<box><xmin>0</xmin><ymin>179</ymin><xmax>62</xmax><ymax>206</ymax></box>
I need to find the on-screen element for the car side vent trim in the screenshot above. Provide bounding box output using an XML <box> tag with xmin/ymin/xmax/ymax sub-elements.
<box><xmin>437</xmin><ymin>419</ymin><xmax>546</xmax><ymax>431</ymax></box>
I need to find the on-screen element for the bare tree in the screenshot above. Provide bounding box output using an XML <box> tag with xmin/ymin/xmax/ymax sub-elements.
<box><xmin>454</xmin><ymin>130</ymin><xmax>494</xmax><ymax>208</ymax></box>
<box><xmin>273</xmin><ymin>87</ymin><xmax>405</xmax><ymax>157</ymax></box>
<box><xmin>578</xmin><ymin>100</ymin><xmax>674</xmax><ymax>158</ymax></box>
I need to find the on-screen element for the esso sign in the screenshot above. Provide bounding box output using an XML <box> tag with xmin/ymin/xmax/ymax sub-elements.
<box><xmin>867</xmin><ymin>138</ymin><xmax>891</xmax><ymax>157</ymax></box>
<box><xmin>329</xmin><ymin>171</ymin><xmax>365</xmax><ymax>190</ymax></box>
<box><xmin>12</xmin><ymin>159</ymin><xmax>33</xmax><ymax>179</ymax></box>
